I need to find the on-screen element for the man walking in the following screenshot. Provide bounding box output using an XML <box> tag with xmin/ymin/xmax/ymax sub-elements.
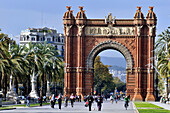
<box><xmin>97</xmin><ymin>93</ymin><xmax>103</xmax><ymax>111</ymax></box>
<box><xmin>50</xmin><ymin>94</ymin><xmax>55</xmax><ymax>108</ymax></box>
<box><xmin>70</xmin><ymin>93</ymin><xmax>75</xmax><ymax>107</ymax></box>
<box><xmin>58</xmin><ymin>94</ymin><xmax>62</xmax><ymax>110</ymax></box>
<box><xmin>87</xmin><ymin>93</ymin><xmax>94</xmax><ymax>111</ymax></box>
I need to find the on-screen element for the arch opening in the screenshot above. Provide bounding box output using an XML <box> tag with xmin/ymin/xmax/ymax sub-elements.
<box><xmin>93</xmin><ymin>49</ymin><xmax>127</xmax><ymax>95</ymax></box>
<box><xmin>86</xmin><ymin>40</ymin><xmax>134</xmax><ymax>71</ymax></box>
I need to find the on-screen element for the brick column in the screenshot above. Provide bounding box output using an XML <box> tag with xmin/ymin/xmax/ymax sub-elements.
<box><xmin>133</xmin><ymin>26</ymin><xmax>143</xmax><ymax>101</ymax></box>
<box><xmin>76</xmin><ymin>25</ymin><xmax>85</xmax><ymax>96</ymax></box>
<box><xmin>64</xmin><ymin>25</ymin><xmax>72</xmax><ymax>96</ymax></box>
<box><xmin>145</xmin><ymin>26</ymin><xmax>155</xmax><ymax>101</ymax></box>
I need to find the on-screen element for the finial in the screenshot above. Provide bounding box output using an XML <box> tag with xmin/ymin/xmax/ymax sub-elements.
<box><xmin>137</xmin><ymin>6</ymin><xmax>141</xmax><ymax>10</ymax></box>
<box><xmin>79</xmin><ymin>6</ymin><xmax>83</xmax><ymax>11</ymax></box>
<box><xmin>149</xmin><ymin>6</ymin><xmax>154</xmax><ymax>11</ymax></box>
<box><xmin>66</xmin><ymin>6</ymin><xmax>71</xmax><ymax>11</ymax></box>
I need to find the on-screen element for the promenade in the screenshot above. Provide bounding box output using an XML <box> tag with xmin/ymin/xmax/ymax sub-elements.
<box><xmin>1</xmin><ymin>100</ymin><xmax>135</xmax><ymax>113</ymax></box>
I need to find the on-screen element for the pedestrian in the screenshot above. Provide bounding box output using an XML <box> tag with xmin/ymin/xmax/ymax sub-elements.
<box><xmin>110</xmin><ymin>94</ymin><xmax>114</xmax><ymax>104</ymax></box>
<box><xmin>64</xmin><ymin>94</ymin><xmax>68</xmax><ymax>107</ymax></box>
<box><xmin>87</xmin><ymin>93</ymin><xmax>94</xmax><ymax>111</ymax></box>
<box><xmin>51</xmin><ymin>94</ymin><xmax>55</xmax><ymax>108</ymax></box>
<box><xmin>79</xmin><ymin>95</ymin><xmax>81</xmax><ymax>102</ymax></box>
<box><xmin>43</xmin><ymin>96</ymin><xmax>46</xmax><ymax>103</ymax></box>
<box><xmin>77</xmin><ymin>95</ymin><xmax>80</xmax><ymax>102</ymax></box>
<box><xmin>70</xmin><ymin>93</ymin><xmax>75</xmax><ymax>107</ymax></box>
<box><xmin>39</xmin><ymin>96</ymin><xmax>43</xmax><ymax>106</ymax></box>
<box><xmin>26</xmin><ymin>95</ymin><xmax>30</xmax><ymax>107</ymax></box>
<box><xmin>105</xmin><ymin>95</ymin><xmax>107</xmax><ymax>101</ymax></box>
<box><xmin>58</xmin><ymin>94</ymin><xmax>62</xmax><ymax>110</ymax></box>
<box><xmin>84</xmin><ymin>95</ymin><xmax>87</xmax><ymax>102</ymax></box>
<box><xmin>115</xmin><ymin>95</ymin><xmax>118</xmax><ymax>103</ymax></box>
<box><xmin>97</xmin><ymin>93</ymin><xmax>103</xmax><ymax>111</ymax></box>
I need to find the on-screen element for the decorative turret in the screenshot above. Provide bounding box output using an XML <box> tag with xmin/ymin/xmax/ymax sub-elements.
<box><xmin>146</xmin><ymin>7</ymin><xmax>156</xmax><ymax>19</ymax></box>
<box><xmin>63</xmin><ymin>6</ymin><xmax>75</xmax><ymax>25</ymax></box>
<box><xmin>134</xmin><ymin>7</ymin><xmax>144</xmax><ymax>26</ymax></box>
<box><xmin>76</xmin><ymin>6</ymin><xmax>87</xmax><ymax>25</ymax></box>
<box><xmin>63</xmin><ymin>6</ymin><xmax>74</xmax><ymax>36</ymax></box>
<box><xmin>76</xmin><ymin>6</ymin><xmax>87</xmax><ymax>19</ymax></box>
<box><xmin>63</xmin><ymin>6</ymin><xmax>74</xmax><ymax>19</ymax></box>
<box><xmin>134</xmin><ymin>7</ymin><xmax>144</xmax><ymax>19</ymax></box>
<box><xmin>146</xmin><ymin>7</ymin><xmax>157</xmax><ymax>36</ymax></box>
<box><xmin>146</xmin><ymin>7</ymin><xmax>157</xmax><ymax>25</ymax></box>
<box><xmin>76</xmin><ymin>6</ymin><xmax>87</xmax><ymax>36</ymax></box>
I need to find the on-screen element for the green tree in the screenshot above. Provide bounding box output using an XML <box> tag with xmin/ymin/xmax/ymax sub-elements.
<box><xmin>155</xmin><ymin>29</ymin><xmax>170</xmax><ymax>97</ymax></box>
<box><xmin>94</xmin><ymin>56</ymin><xmax>113</xmax><ymax>94</ymax></box>
<box><xmin>94</xmin><ymin>56</ymin><xmax>126</xmax><ymax>94</ymax></box>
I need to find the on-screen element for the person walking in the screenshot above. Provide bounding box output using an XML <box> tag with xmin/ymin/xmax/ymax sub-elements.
<box><xmin>79</xmin><ymin>95</ymin><xmax>81</xmax><ymax>102</ymax></box>
<box><xmin>64</xmin><ymin>94</ymin><xmax>69</xmax><ymax>107</ymax></box>
<box><xmin>51</xmin><ymin>94</ymin><xmax>55</xmax><ymax>108</ymax></box>
<box><xmin>26</xmin><ymin>95</ymin><xmax>30</xmax><ymax>107</ymax></box>
<box><xmin>110</xmin><ymin>94</ymin><xmax>114</xmax><ymax>104</ymax></box>
<box><xmin>124</xmin><ymin>96</ymin><xmax>130</xmax><ymax>110</ymax></box>
<box><xmin>43</xmin><ymin>96</ymin><xmax>46</xmax><ymax>103</ymax></box>
<box><xmin>58</xmin><ymin>94</ymin><xmax>62</xmax><ymax>110</ymax></box>
<box><xmin>97</xmin><ymin>93</ymin><xmax>103</xmax><ymax>111</ymax></box>
<box><xmin>105</xmin><ymin>95</ymin><xmax>107</xmax><ymax>101</ymax></box>
<box><xmin>87</xmin><ymin>93</ymin><xmax>94</xmax><ymax>111</ymax></box>
<box><xmin>70</xmin><ymin>93</ymin><xmax>75</xmax><ymax>107</ymax></box>
<box><xmin>115</xmin><ymin>95</ymin><xmax>118</xmax><ymax>103</ymax></box>
<box><xmin>39</xmin><ymin>96</ymin><xmax>43</xmax><ymax>106</ymax></box>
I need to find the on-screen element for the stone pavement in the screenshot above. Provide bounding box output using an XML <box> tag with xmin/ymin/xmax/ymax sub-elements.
<box><xmin>0</xmin><ymin>100</ymin><xmax>135</xmax><ymax>113</ymax></box>
<box><xmin>149</xmin><ymin>102</ymin><xmax>170</xmax><ymax>110</ymax></box>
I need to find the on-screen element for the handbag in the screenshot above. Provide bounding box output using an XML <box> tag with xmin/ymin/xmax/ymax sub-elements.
<box><xmin>85</xmin><ymin>101</ymin><xmax>88</xmax><ymax>107</ymax></box>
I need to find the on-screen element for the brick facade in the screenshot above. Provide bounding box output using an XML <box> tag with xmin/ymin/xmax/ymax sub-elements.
<box><xmin>63</xmin><ymin>6</ymin><xmax>157</xmax><ymax>101</ymax></box>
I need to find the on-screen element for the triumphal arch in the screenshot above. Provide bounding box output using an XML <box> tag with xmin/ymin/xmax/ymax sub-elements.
<box><xmin>63</xmin><ymin>6</ymin><xmax>157</xmax><ymax>101</ymax></box>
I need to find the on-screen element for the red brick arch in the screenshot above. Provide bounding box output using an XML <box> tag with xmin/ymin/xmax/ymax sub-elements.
<box><xmin>86</xmin><ymin>40</ymin><xmax>133</xmax><ymax>71</ymax></box>
<box><xmin>63</xmin><ymin>6</ymin><xmax>157</xmax><ymax>101</ymax></box>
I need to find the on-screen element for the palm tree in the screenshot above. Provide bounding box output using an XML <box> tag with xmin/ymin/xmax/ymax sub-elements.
<box><xmin>36</xmin><ymin>42</ymin><xmax>64</xmax><ymax>97</ymax></box>
<box><xmin>0</xmin><ymin>33</ymin><xmax>11</xmax><ymax>99</ymax></box>
<box><xmin>155</xmin><ymin>29</ymin><xmax>170</xmax><ymax>97</ymax></box>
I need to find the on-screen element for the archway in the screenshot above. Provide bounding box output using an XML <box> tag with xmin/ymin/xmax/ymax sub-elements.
<box><xmin>94</xmin><ymin>48</ymin><xmax>127</xmax><ymax>96</ymax></box>
<box><xmin>86</xmin><ymin>40</ymin><xmax>133</xmax><ymax>71</ymax></box>
<box><xmin>63</xmin><ymin>6</ymin><xmax>156</xmax><ymax>101</ymax></box>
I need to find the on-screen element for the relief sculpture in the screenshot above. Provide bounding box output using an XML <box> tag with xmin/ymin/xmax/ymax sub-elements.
<box><xmin>85</xmin><ymin>27</ymin><xmax>135</xmax><ymax>36</ymax></box>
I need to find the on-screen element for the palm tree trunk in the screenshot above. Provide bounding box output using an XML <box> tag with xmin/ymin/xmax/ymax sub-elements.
<box><xmin>0</xmin><ymin>75</ymin><xmax>1</xmax><ymax>91</ymax></box>
<box><xmin>40</xmin><ymin>75</ymin><xmax>44</xmax><ymax>97</ymax></box>
<box><xmin>37</xmin><ymin>76</ymin><xmax>39</xmax><ymax>96</ymax></box>
<box><xmin>4</xmin><ymin>73</ymin><xmax>7</xmax><ymax>100</ymax></box>
<box><xmin>15</xmin><ymin>76</ymin><xmax>18</xmax><ymax>94</ymax></box>
<box><xmin>27</xmin><ymin>75</ymin><xmax>30</xmax><ymax>95</ymax></box>
<box><xmin>44</xmin><ymin>73</ymin><xmax>46</xmax><ymax>96</ymax></box>
<box><xmin>166</xmin><ymin>77</ymin><xmax>168</xmax><ymax>98</ymax></box>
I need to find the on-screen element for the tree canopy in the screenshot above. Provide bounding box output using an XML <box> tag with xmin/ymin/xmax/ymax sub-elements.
<box><xmin>94</xmin><ymin>56</ymin><xmax>126</xmax><ymax>94</ymax></box>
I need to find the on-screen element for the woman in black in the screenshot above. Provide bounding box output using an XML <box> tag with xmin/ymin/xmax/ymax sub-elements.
<box><xmin>58</xmin><ymin>94</ymin><xmax>62</xmax><ymax>110</ymax></box>
<box><xmin>88</xmin><ymin>93</ymin><xmax>94</xmax><ymax>111</ymax></box>
<box><xmin>97</xmin><ymin>93</ymin><xmax>103</xmax><ymax>111</ymax></box>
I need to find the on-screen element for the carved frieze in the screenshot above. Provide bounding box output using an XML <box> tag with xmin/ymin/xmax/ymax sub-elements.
<box><xmin>85</xmin><ymin>27</ymin><xmax>135</xmax><ymax>36</ymax></box>
<box><xmin>136</xmin><ymin>25</ymin><xmax>143</xmax><ymax>36</ymax></box>
<box><xmin>77</xmin><ymin>25</ymin><xmax>85</xmax><ymax>36</ymax></box>
<box><xmin>148</xmin><ymin>25</ymin><xmax>155</xmax><ymax>36</ymax></box>
<box><xmin>64</xmin><ymin>25</ymin><xmax>72</xmax><ymax>36</ymax></box>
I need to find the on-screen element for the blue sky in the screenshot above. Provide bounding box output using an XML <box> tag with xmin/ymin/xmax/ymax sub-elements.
<box><xmin>0</xmin><ymin>0</ymin><xmax>169</xmax><ymax>58</ymax></box>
